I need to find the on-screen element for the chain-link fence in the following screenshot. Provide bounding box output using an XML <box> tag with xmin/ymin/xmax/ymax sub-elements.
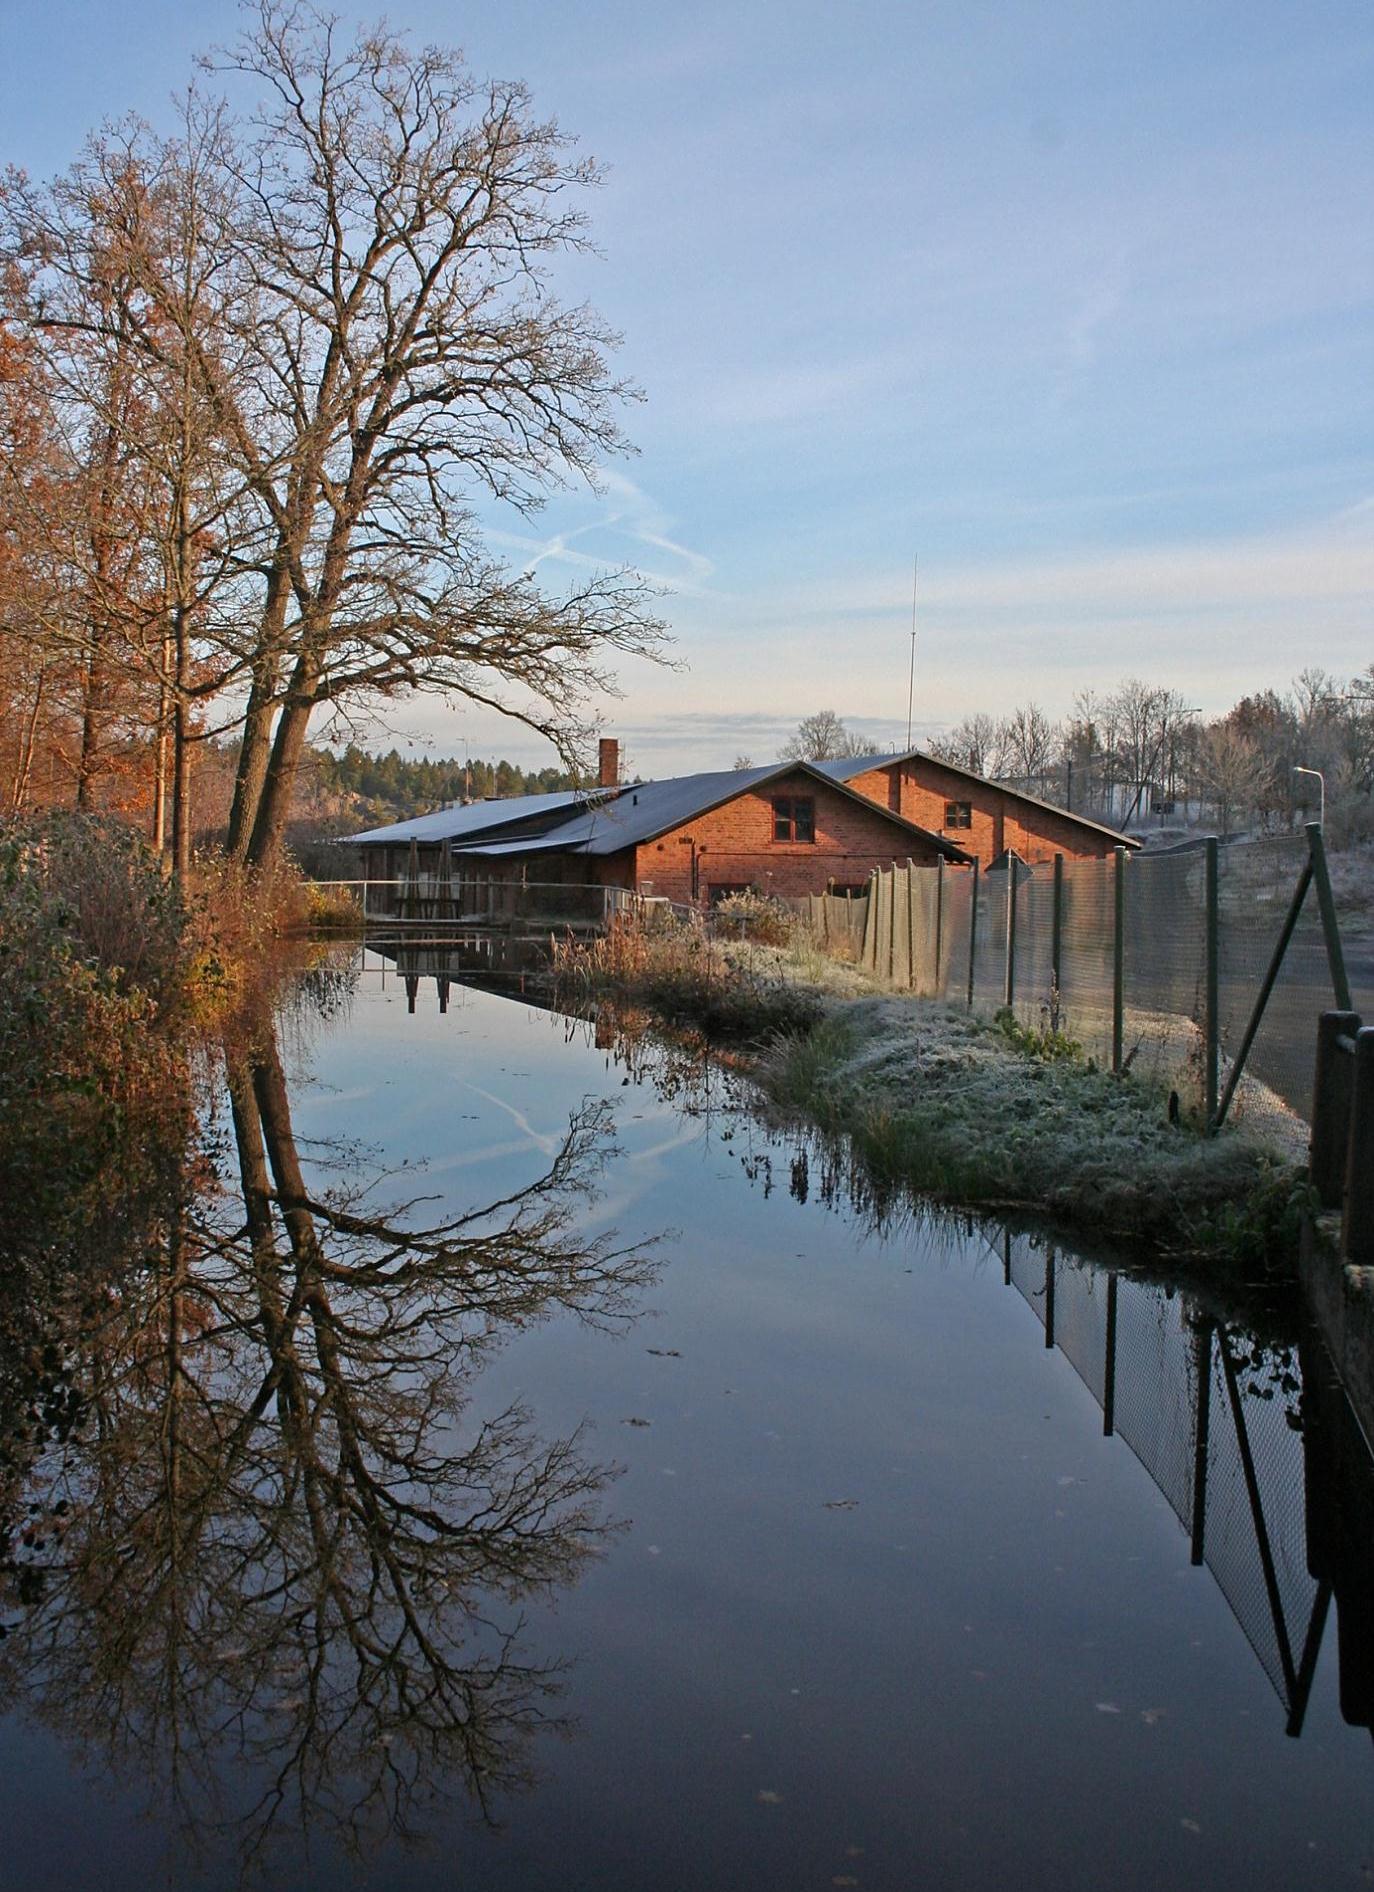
<box><xmin>816</xmin><ymin>828</ymin><xmax>1363</xmax><ymax>1132</ymax></box>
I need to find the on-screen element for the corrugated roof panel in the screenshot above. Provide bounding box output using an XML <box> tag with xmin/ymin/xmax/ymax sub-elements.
<box><xmin>342</xmin><ymin>789</ymin><xmax>600</xmax><ymax>845</ymax></box>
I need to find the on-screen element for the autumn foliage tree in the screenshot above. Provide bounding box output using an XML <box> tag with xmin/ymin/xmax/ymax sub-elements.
<box><xmin>1</xmin><ymin>3</ymin><xmax>664</xmax><ymax>876</ymax></box>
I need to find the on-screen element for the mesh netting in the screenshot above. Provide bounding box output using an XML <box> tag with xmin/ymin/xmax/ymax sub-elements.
<box><xmin>1051</xmin><ymin>1253</ymin><xmax>1111</xmax><ymax>1409</ymax></box>
<box><xmin>835</xmin><ymin>833</ymin><xmax>1354</xmax><ymax>1128</ymax></box>
<box><xmin>1111</xmin><ymin>1278</ymin><xmax>1202</xmax><ymax>1539</ymax></box>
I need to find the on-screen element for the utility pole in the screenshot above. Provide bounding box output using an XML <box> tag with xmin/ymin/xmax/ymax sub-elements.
<box><xmin>905</xmin><ymin>553</ymin><xmax>918</xmax><ymax>749</ymax></box>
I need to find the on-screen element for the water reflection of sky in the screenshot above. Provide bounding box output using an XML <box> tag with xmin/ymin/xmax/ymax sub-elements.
<box><xmin>1</xmin><ymin>957</ymin><xmax>1371</xmax><ymax>1891</ymax></box>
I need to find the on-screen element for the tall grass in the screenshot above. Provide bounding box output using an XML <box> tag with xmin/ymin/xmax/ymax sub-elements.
<box><xmin>551</xmin><ymin>916</ymin><xmax>822</xmax><ymax>1046</ymax></box>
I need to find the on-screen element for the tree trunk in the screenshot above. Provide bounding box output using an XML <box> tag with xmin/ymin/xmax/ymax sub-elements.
<box><xmin>227</xmin><ymin>557</ymin><xmax>293</xmax><ymax>858</ymax></box>
<box><xmin>245</xmin><ymin>652</ymin><xmax>319</xmax><ymax>871</ymax></box>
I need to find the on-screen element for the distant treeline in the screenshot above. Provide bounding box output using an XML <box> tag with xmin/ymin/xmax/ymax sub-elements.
<box><xmin>313</xmin><ymin>744</ymin><xmax>576</xmax><ymax>820</ymax></box>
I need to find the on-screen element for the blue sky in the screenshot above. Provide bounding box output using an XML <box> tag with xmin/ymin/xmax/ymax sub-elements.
<box><xmin>4</xmin><ymin>1</ymin><xmax>1371</xmax><ymax>774</ymax></box>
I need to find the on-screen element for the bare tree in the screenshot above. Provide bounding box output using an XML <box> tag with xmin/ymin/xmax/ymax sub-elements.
<box><xmin>779</xmin><ymin>710</ymin><xmax>869</xmax><ymax>761</ymax></box>
<box><xmin>996</xmin><ymin>703</ymin><xmax>1056</xmax><ymax>792</ymax></box>
<box><xmin>201</xmin><ymin>6</ymin><xmax>665</xmax><ymax>867</ymax></box>
<box><xmin>928</xmin><ymin>712</ymin><xmax>1001</xmax><ymax>777</ymax></box>
<box><xmin>1194</xmin><ymin>723</ymin><xmax>1270</xmax><ymax>837</ymax></box>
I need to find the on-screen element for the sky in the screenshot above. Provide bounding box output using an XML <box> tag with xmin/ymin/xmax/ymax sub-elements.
<box><xmin>3</xmin><ymin>0</ymin><xmax>1371</xmax><ymax>776</ymax></box>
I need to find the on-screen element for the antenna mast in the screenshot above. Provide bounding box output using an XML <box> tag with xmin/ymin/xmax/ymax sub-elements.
<box><xmin>905</xmin><ymin>553</ymin><xmax>918</xmax><ymax>749</ymax></box>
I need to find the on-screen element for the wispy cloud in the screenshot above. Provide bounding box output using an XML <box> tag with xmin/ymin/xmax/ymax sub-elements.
<box><xmin>485</xmin><ymin>470</ymin><xmax>715</xmax><ymax>594</ymax></box>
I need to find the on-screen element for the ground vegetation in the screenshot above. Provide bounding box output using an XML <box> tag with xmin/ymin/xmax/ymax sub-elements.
<box><xmin>549</xmin><ymin>916</ymin><xmax>1309</xmax><ymax>1268</ymax></box>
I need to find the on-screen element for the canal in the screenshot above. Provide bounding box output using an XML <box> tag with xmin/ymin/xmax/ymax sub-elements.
<box><xmin>0</xmin><ymin>948</ymin><xmax>1371</xmax><ymax>1889</ymax></box>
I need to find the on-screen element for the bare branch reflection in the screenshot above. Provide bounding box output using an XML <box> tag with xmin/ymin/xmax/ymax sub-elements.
<box><xmin>0</xmin><ymin>1016</ymin><xmax>656</xmax><ymax>1870</ymax></box>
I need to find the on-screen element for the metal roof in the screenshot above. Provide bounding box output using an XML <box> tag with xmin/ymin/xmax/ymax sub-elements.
<box><xmin>813</xmin><ymin>751</ymin><xmax>1141</xmax><ymax>848</ymax></box>
<box><xmin>342</xmin><ymin>789</ymin><xmax>600</xmax><ymax>846</ymax></box>
<box><xmin>452</xmin><ymin>760</ymin><xmax>971</xmax><ymax>862</ymax></box>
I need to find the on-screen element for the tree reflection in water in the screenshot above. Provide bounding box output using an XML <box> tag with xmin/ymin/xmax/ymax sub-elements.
<box><xmin>0</xmin><ymin>1005</ymin><xmax>656</xmax><ymax>1869</ymax></box>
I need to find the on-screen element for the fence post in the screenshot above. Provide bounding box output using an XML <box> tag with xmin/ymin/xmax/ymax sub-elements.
<box><xmin>893</xmin><ymin>858</ymin><xmax>904</xmax><ymax>976</ymax></box>
<box><xmin>934</xmin><ymin>855</ymin><xmax>945</xmax><ymax>994</ymax></box>
<box><xmin>1344</xmin><ymin>1028</ymin><xmax>1374</xmax><ymax>1264</ymax></box>
<box><xmin>1051</xmin><ymin>852</ymin><xmax>1064</xmax><ymax>1029</ymax></box>
<box><xmin>966</xmin><ymin>858</ymin><xmax>980</xmax><ymax>1008</ymax></box>
<box><xmin>1307</xmin><ymin>822</ymin><xmax>1353</xmax><ymax>1010</ymax></box>
<box><xmin>906</xmin><ymin>858</ymin><xmax>918</xmax><ymax>990</ymax></box>
<box><xmin>1112</xmin><ymin>845</ymin><xmax>1127</xmax><ymax>1074</ymax></box>
<box><xmin>1205</xmin><ymin>837</ymin><xmax>1219</xmax><ymax>1125</ymax></box>
<box><xmin>1313</xmin><ymin>1011</ymin><xmax>1362</xmax><ymax>1209</ymax></box>
<box><xmin>1004</xmin><ymin>850</ymin><xmax>1019</xmax><ymax>1009</ymax></box>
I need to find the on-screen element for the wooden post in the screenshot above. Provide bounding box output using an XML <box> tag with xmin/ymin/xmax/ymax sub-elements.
<box><xmin>1112</xmin><ymin>845</ymin><xmax>1127</xmax><ymax>1074</ymax></box>
<box><xmin>1004</xmin><ymin>850</ymin><xmax>1019</xmax><ymax>1010</ymax></box>
<box><xmin>1312</xmin><ymin>1011</ymin><xmax>1361</xmax><ymax>1209</ymax></box>
<box><xmin>893</xmin><ymin>866</ymin><xmax>904</xmax><ymax>983</ymax></box>
<box><xmin>907</xmin><ymin>859</ymin><xmax>918</xmax><ymax>990</ymax></box>
<box><xmin>967</xmin><ymin>858</ymin><xmax>980</xmax><ymax>1008</ymax></box>
<box><xmin>934</xmin><ymin>855</ymin><xmax>945</xmax><ymax>995</ymax></box>
<box><xmin>1051</xmin><ymin>852</ymin><xmax>1064</xmax><ymax>1030</ymax></box>
<box><xmin>1343</xmin><ymin>1027</ymin><xmax>1374</xmax><ymax>1265</ymax></box>
<box><xmin>1204</xmin><ymin>837</ymin><xmax>1219</xmax><ymax>1125</ymax></box>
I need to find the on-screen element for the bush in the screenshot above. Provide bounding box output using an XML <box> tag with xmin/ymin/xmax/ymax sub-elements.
<box><xmin>711</xmin><ymin>890</ymin><xmax>797</xmax><ymax>946</ymax></box>
<box><xmin>0</xmin><ymin>814</ymin><xmax>191</xmax><ymax>1169</ymax></box>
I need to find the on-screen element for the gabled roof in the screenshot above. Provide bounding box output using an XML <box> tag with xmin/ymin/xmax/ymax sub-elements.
<box><xmin>454</xmin><ymin>759</ymin><xmax>972</xmax><ymax>863</ymax></box>
<box><xmin>813</xmin><ymin>750</ymin><xmax>1141</xmax><ymax>849</ymax></box>
<box><xmin>342</xmin><ymin>788</ymin><xmax>606</xmax><ymax>847</ymax></box>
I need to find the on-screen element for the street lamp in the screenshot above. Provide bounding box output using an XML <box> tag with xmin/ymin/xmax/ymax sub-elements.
<box><xmin>1293</xmin><ymin>765</ymin><xmax>1325</xmax><ymax>828</ymax></box>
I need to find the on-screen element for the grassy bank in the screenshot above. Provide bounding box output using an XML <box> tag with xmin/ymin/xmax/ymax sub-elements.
<box><xmin>551</xmin><ymin>917</ymin><xmax>1310</xmax><ymax>1268</ymax></box>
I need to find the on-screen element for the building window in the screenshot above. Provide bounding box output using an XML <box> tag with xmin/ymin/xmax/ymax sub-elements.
<box><xmin>772</xmin><ymin>796</ymin><xmax>815</xmax><ymax>843</ymax></box>
<box><xmin>944</xmin><ymin>800</ymin><xmax>973</xmax><ymax>829</ymax></box>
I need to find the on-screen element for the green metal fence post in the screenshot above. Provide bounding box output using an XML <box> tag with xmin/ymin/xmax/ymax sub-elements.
<box><xmin>1210</xmin><ymin>855</ymin><xmax>1314</xmax><ymax>1132</ymax></box>
<box><xmin>1205</xmin><ymin>837</ymin><xmax>1219</xmax><ymax>1125</ymax></box>
<box><xmin>1004</xmin><ymin>850</ymin><xmax>1019</xmax><ymax>1009</ymax></box>
<box><xmin>1307</xmin><ymin>821</ymin><xmax>1353</xmax><ymax>1010</ymax></box>
<box><xmin>1112</xmin><ymin>845</ymin><xmax>1127</xmax><ymax>1074</ymax></box>
<box><xmin>966</xmin><ymin>858</ymin><xmax>980</xmax><ymax>1008</ymax></box>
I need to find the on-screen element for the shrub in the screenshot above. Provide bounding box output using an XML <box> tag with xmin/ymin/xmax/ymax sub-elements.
<box><xmin>711</xmin><ymin>889</ymin><xmax>797</xmax><ymax>946</ymax></box>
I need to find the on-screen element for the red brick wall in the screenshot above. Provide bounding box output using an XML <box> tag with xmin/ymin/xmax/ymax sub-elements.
<box><xmin>624</xmin><ymin>771</ymin><xmax>947</xmax><ymax>902</ymax></box>
<box><xmin>850</xmin><ymin>760</ymin><xmax>1122</xmax><ymax>866</ymax></box>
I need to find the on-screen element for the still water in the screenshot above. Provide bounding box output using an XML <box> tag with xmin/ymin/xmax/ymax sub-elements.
<box><xmin>1</xmin><ymin>951</ymin><xmax>1372</xmax><ymax>1890</ymax></box>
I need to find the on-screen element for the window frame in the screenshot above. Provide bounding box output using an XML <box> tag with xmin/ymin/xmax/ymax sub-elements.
<box><xmin>771</xmin><ymin>795</ymin><xmax>816</xmax><ymax>844</ymax></box>
<box><xmin>944</xmin><ymin>799</ymin><xmax>973</xmax><ymax>830</ymax></box>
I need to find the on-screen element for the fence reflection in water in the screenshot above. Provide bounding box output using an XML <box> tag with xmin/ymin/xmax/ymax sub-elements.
<box><xmin>1000</xmin><ymin>1230</ymin><xmax>1372</xmax><ymax>1738</ymax></box>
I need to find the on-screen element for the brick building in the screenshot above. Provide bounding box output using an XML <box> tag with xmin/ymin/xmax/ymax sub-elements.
<box><xmin>817</xmin><ymin>750</ymin><xmax>1137</xmax><ymax>866</ymax></box>
<box><xmin>450</xmin><ymin>757</ymin><xmax>972</xmax><ymax>901</ymax></box>
<box><xmin>347</xmin><ymin>745</ymin><xmax>972</xmax><ymax>905</ymax></box>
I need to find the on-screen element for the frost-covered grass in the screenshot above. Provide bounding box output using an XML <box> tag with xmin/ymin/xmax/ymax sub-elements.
<box><xmin>755</xmin><ymin>995</ymin><xmax>1308</xmax><ymax>1264</ymax></box>
<box><xmin>552</xmin><ymin>920</ymin><xmax>1310</xmax><ymax>1267</ymax></box>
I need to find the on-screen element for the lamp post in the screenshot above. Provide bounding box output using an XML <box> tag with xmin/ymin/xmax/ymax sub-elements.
<box><xmin>1293</xmin><ymin>765</ymin><xmax>1325</xmax><ymax>828</ymax></box>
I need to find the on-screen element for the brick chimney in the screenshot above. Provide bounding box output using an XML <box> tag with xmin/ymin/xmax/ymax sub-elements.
<box><xmin>598</xmin><ymin>737</ymin><xmax>620</xmax><ymax>788</ymax></box>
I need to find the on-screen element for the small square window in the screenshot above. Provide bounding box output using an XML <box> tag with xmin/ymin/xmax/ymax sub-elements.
<box><xmin>944</xmin><ymin>800</ymin><xmax>973</xmax><ymax>830</ymax></box>
<box><xmin>772</xmin><ymin>796</ymin><xmax>815</xmax><ymax>843</ymax></box>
